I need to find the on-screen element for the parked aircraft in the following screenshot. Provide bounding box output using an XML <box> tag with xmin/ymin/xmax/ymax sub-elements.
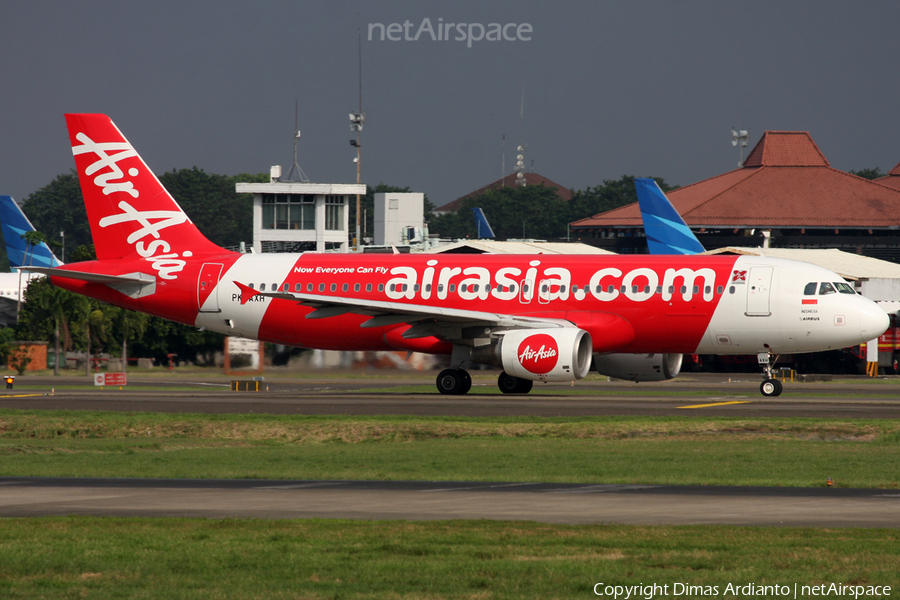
<box><xmin>0</xmin><ymin>196</ymin><xmax>61</xmax><ymax>326</ymax></box>
<box><xmin>27</xmin><ymin>114</ymin><xmax>890</xmax><ymax>396</ymax></box>
<box><xmin>634</xmin><ymin>178</ymin><xmax>705</xmax><ymax>255</ymax></box>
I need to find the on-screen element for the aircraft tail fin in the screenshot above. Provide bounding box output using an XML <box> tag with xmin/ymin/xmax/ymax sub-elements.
<box><xmin>472</xmin><ymin>207</ymin><xmax>495</xmax><ymax>239</ymax></box>
<box><xmin>64</xmin><ymin>114</ymin><xmax>224</xmax><ymax>269</ymax></box>
<box><xmin>0</xmin><ymin>195</ymin><xmax>63</xmax><ymax>270</ymax></box>
<box><xmin>635</xmin><ymin>178</ymin><xmax>705</xmax><ymax>255</ymax></box>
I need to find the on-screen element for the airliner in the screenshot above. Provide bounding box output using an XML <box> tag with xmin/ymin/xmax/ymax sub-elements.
<box><xmin>27</xmin><ymin>114</ymin><xmax>890</xmax><ymax>397</ymax></box>
<box><xmin>0</xmin><ymin>196</ymin><xmax>61</xmax><ymax>326</ymax></box>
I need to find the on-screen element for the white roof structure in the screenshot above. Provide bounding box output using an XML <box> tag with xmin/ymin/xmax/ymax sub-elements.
<box><xmin>426</xmin><ymin>240</ymin><xmax>615</xmax><ymax>255</ymax></box>
<box><xmin>704</xmin><ymin>247</ymin><xmax>900</xmax><ymax>281</ymax></box>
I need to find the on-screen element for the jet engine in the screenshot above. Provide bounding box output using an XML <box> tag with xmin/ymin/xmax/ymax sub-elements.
<box><xmin>472</xmin><ymin>328</ymin><xmax>593</xmax><ymax>382</ymax></box>
<box><xmin>593</xmin><ymin>353</ymin><xmax>683</xmax><ymax>382</ymax></box>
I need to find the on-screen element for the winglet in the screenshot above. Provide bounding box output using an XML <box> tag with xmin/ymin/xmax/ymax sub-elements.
<box><xmin>635</xmin><ymin>178</ymin><xmax>705</xmax><ymax>255</ymax></box>
<box><xmin>233</xmin><ymin>281</ymin><xmax>260</xmax><ymax>305</ymax></box>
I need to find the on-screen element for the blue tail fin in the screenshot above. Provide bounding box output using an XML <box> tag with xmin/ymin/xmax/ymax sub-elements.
<box><xmin>634</xmin><ymin>179</ymin><xmax>705</xmax><ymax>255</ymax></box>
<box><xmin>472</xmin><ymin>207</ymin><xmax>495</xmax><ymax>239</ymax></box>
<box><xmin>0</xmin><ymin>196</ymin><xmax>63</xmax><ymax>270</ymax></box>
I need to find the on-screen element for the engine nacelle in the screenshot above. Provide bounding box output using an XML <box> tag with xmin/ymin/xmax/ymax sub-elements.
<box><xmin>593</xmin><ymin>353</ymin><xmax>683</xmax><ymax>382</ymax></box>
<box><xmin>496</xmin><ymin>328</ymin><xmax>593</xmax><ymax>382</ymax></box>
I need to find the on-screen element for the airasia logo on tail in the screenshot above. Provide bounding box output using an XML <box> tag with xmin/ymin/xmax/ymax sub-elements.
<box><xmin>71</xmin><ymin>129</ymin><xmax>190</xmax><ymax>280</ymax></box>
<box><xmin>517</xmin><ymin>334</ymin><xmax>559</xmax><ymax>374</ymax></box>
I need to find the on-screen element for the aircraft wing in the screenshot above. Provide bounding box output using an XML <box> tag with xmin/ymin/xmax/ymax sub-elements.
<box><xmin>233</xmin><ymin>281</ymin><xmax>573</xmax><ymax>337</ymax></box>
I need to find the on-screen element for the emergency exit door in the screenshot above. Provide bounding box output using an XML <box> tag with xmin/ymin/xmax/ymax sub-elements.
<box><xmin>745</xmin><ymin>266</ymin><xmax>773</xmax><ymax>316</ymax></box>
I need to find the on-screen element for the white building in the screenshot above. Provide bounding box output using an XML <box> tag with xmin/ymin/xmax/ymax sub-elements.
<box><xmin>374</xmin><ymin>192</ymin><xmax>424</xmax><ymax>246</ymax></box>
<box><xmin>236</xmin><ymin>182</ymin><xmax>366</xmax><ymax>253</ymax></box>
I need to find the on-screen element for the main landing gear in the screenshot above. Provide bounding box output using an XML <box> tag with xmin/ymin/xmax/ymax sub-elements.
<box><xmin>757</xmin><ymin>351</ymin><xmax>783</xmax><ymax>397</ymax></box>
<box><xmin>435</xmin><ymin>369</ymin><xmax>534</xmax><ymax>395</ymax></box>
<box><xmin>436</xmin><ymin>369</ymin><xmax>472</xmax><ymax>395</ymax></box>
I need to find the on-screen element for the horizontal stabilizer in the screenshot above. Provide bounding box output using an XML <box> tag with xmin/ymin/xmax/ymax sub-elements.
<box><xmin>22</xmin><ymin>267</ymin><xmax>156</xmax><ymax>298</ymax></box>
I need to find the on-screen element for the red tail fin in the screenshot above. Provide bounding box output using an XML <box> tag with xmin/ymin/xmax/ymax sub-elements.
<box><xmin>65</xmin><ymin>114</ymin><xmax>224</xmax><ymax>278</ymax></box>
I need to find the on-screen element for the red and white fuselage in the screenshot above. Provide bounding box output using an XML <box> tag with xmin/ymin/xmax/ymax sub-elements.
<box><xmin>38</xmin><ymin>114</ymin><xmax>889</xmax><ymax>395</ymax></box>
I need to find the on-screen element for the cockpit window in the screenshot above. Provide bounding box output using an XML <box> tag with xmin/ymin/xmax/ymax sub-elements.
<box><xmin>834</xmin><ymin>282</ymin><xmax>856</xmax><ymax>294</ymax></box>
<box><xmin>819</xmin><ymin>282</ymin><xmax>836</xmax><ymax>295</ymax></box>
<box><xmin>803</xmin><ymin>282</ymin><xmax>817</xmax><ymax>295</ymax></box>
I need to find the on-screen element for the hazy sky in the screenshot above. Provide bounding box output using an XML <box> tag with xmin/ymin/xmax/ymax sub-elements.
<box><xmin>3</xmin><ymin>1</ymin><xmax>900</xmax><ymax>209</ymax></box>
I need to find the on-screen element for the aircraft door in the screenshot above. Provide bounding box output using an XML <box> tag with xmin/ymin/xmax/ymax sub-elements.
<box><xmin>745</xmin><ymin>266</ymin><xmax>773</xmax><ymax>316</ymax></box>
<box><xmin>198</xmin><ymin>262</ymin><xmax>224</xmax><ymax>312</ymax></box>
<box><xmin>519</xmin><ymin>279</ymin><xmax>534</xmax><ymax>304</ymax></box>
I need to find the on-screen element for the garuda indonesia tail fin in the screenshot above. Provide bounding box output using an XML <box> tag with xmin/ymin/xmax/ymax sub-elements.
<box><xmin>0</xmin><ymin>195</ymin><xmax>63</xmax><ymax>270</ymax></box>
<box><xmin>634</xmin><ymin>178</ymin><xmax>704</xmax><ymax>255</ymax></box>
<box><xmin>472</xmin><ymin>207</ymin><xmax>495</xmax><ymax>239</ymax></box>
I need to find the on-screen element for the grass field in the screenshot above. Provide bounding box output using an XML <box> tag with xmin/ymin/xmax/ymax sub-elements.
<box><xmin>0</xmin><ymin>517</ymin><xmax>897</xmax><ymax>600</ymax></box>
<box><xmin>3</xmin><ymin>406</ymin><xmax>899</xmax><ymax>598</ymax></box>
<box><xmin>2</xmin><ymin>410</ymin><xmax>899</xmax><ymax>487</ymax></box>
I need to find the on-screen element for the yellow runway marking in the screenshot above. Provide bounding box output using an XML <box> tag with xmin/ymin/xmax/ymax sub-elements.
<box><xmin>678</xmin><ymin>400</ymin><xmax>752</xmax><ymax>409</ymax></box>
<box><xmin>0</xmin><ymin>393</ymin><xmax>50</xmax><ymax>398</ymax></box>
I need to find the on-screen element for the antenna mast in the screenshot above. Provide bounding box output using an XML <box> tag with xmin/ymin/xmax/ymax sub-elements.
<box><xmin>284</xmin><ymin>100</ymin><xmax>310</xmax><ymax>182</ymax></box>
<box><xmin>350</xmin><ymin>28</ymin><xmax>365</xmax><ymax>250</ymax></box>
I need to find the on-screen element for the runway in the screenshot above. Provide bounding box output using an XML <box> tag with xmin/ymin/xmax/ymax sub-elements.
<box><xmin>1</xmin><ymin>477</ymin><xmax>898</xmax><ymax>527</ymax></box>
<box><xmin>2</xmin><ymin>373</ymin><xmax>898</xmax><ymax>527</ymax></box>
<box><xmin>1</xmin><ymin>373</ymin><xmax>900</xmax><ymax>418</ymax></box>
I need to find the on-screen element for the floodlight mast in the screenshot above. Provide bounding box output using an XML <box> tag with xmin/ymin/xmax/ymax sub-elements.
<box><xmin>351</xmin><ymin>28</ymin><xmax>363</xmax><ymax>251</ymax></box>
<box><xmin>732</xmin><ymin>128</ymin><xmax>750</xmax><ymax>167</ymax></box>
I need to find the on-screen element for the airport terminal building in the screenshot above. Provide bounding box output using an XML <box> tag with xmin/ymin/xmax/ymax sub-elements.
<box><xmin>571</xmin><ymin>131</ymin><xmax>900</xmax><ymax>263</ymax></box>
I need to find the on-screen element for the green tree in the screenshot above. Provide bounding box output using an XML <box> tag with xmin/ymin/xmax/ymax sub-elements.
<box><xmin>107</xmin><ymin>306</ymin><xmax>149</xmax><ymax>372</ymax></box>
<box><xmin>849</xmin><ymin>167</ymin><xmax>882</xmax><ymax>180</ymax></box>
<box><xmin>21</xmin><ymin>172</ymin><xmax>90</xmax><ymax>251</ymax></box>
<box><xmin>429</xmin><ymin>184</ymin><xmax>570</xmax><ymax>240</ymax></box>
<box><xmin>160</xmin><ymin>168</ymin><xmax>269</xmax><ymax>247</ymax></box>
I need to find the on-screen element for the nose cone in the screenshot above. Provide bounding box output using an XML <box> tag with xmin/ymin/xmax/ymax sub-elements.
<box><xmin>859</xmin><ymin>301</ymin><xmax>890</xmax><ymax>342</ymax></box>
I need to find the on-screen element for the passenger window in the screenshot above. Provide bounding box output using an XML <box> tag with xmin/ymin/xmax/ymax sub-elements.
<box><xmin>354</xmin><ymin>283</ymin><xmax>360</xmax><ymax>292</ymax></box>
<box><xmin>509</xmin><ymin>284</ymin><xmax>516</xmax><ymax>293</ymax></box>
<box><xmin>729</xmin><ymin>286</ymin><xmax>735</xmax><ymax>294</ymax></box>
<box><xmin>425</xmin><ymin>284</ymin><xmax>431</xmax><ymax>292</ymax></box>
<box><xmin>283</xmin><ymin>283</ymin><xmax>289</xmax><ymax>292</ymax></box>
<box><xmin>366</xmin><ymin>284</ymin><xmax>372</xmax><ymax>292</ymax></box>
<box><xmin>248</xmin><ymin>283</ymin><xmax>255</xmax><ymax>290</ymax></box>
<box><xmin>693</xmin><ymin>285</ymin><xmax>700</xmax><ymax>294</ymax></box>
<box><xmin>437</xmin><ymin>284</ymin><xmax>444</xmax><ymax>293</ymax></box>
<box><xmin>461</xmin><ymin>284</ymin><xmax>468</xmax><ymax>293</ymax></box>
<box><xmin>330</xmin><ymin>283</ymin><xmax>337</xmax><ymax>292</ymax></box>
<box><xmin>318</xmin><ymin>283</ymin><xmax>325</xmax><ymax>292</ymax></box>
<box><xmin>307</xmin><ymin>283</ymin><xmax>313</xmax><ymax>292</ymax></box>
<box><xmin>260</xmin><ymin>283</ymin><xmax>266</xmax><ymax>291</ymax></box>
<box><xmin>378</xmin><ymin>284</ymin><xmax>384</xmax><ymax>292</ymax></box>
<box><xmin>819</xmin><ymin>282</ymin><xmax>836</xmax><ymax>295</ymax></box>
<box><xmin>342</xmin><ymin>283</ymin><xmax>349</xmax><ymax>292</ymax></box>
<box><xmin>716</xmin><ymin>285</ymin><xmax>723</xmax><ymax>294</ymax></box>
<box><xmin>449</xmin><ymin>284</ymin><xmax>456</xmax><ymax>292</ymax></box>
<box><xmin>803</xmin><ymin>282</ymin><xmax>817</xmax><ymax>295</ymax></box>
<box><xmin>295</xmin><ymin>283</ymin><xmax>302</xmax><ymax>292</ymax></box>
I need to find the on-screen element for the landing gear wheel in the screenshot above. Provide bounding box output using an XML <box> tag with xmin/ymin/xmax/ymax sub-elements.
<box><xmin>498</xmin><ymin>372</ymin><xmax>533</xmax><ymax>394</ymax></box>
<box><xmin>436</xmin><ymin>369</ymin><xmax>471</xmax><ymax>395</ymax></box>
<box><xmin>498</xmin><ymin>372</ymin><xmax>519</xmax><ymax>394</ymax></box>
<box><xmin>760</xmin><ymin>378</ymin><xmax>783</xmax><ymax>397</ymax></box>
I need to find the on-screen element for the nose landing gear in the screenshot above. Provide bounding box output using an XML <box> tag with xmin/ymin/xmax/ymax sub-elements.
<box><xmin>758</xmin><ymin>351</ymin><xmax>783</xmax><ymax>397</ymax></box>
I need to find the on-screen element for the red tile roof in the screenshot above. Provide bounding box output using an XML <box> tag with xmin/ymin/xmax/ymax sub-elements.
<box><xmin>437</xmin><ymin>172</ymin><xmax>572</xmax><ymax>212</ymax></box>
<box><xmin>875</xmin><ymin>160</ymin><xmax>900</xmax><ymax>191</ymax></box>
<box><xmin>742</xmin><ymin>131</ymin><xmax>829</xmax><ymax>167</ymax></box>
<box><xmin>572</xmin><ymin>131</ymin><xmax>900</xmax><ymax>230</ymax></box>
